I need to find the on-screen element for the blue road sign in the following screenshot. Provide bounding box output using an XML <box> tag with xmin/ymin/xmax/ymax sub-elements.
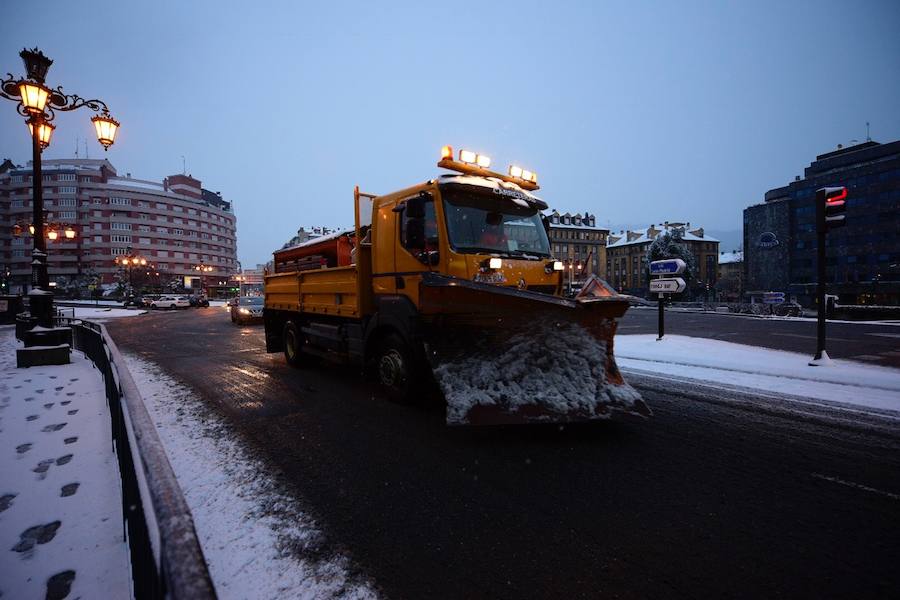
<box><xmin>649</xmin><ymin>259</ymin><xmax>687</xmax><ymax>275</ymax></box>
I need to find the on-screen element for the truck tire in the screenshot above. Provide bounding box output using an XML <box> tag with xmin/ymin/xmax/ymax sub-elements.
<box><xmin>375</xmin><ymin>333</ymin><xmax>419</xmax><ymax>403</ymax></box>
<box><xmin>283</xmin><ymin>320</ymin><xmax>305</xmax><ymax>367</ymax></box>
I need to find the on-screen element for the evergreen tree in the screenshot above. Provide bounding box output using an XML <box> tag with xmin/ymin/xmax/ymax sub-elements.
<box><xmin>646</xmin><ymin>228</ymin><xmax>697</xmax><ymax>298</ymax></box>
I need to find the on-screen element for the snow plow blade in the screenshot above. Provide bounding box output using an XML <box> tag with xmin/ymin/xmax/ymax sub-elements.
<box><xmin>418</xmin><ymin>272</ymin><xmax>651</xmax><ymax>425</ymax></box>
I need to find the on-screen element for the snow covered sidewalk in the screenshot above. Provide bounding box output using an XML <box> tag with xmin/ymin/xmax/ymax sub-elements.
<box><xmin>123</xmin><ymin>354</ymin><xmax>377</xmax><ymax>599</ymax></box>
<box><xmin>616</xmin><ymin>335</ymin><xmax>900</xmax><ymax>413</ymax></box>
<box><xmin>0</xmin><ymin>326</ymin><xmax>130</xmax><ymax>599</ymax></box>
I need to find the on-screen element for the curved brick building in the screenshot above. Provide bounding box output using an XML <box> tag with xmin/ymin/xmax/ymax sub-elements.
<box><xmin>0</xmin><ymin>158</ymin><xmax>237</xmax><ymax>294</ymax></box>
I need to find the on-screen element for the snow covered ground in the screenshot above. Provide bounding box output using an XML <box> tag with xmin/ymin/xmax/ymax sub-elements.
<box><xmin>0</xmin><ymin>327</ymin><xmax>130</xmax><ymax>600</ymax></box>
<box><xmin>71</xmin><ymin>307</ymin><xmax>146</xmax><ymax>320</ymax></box>
<box><xmin>616</xmin><ymin>335</ymin><xmax>900</xmax><ymax>413</ymax></box>
<box><xmin>123</xmin><ymin>354</ymin><xmax>377</xmax><ymax>600</ymax></box>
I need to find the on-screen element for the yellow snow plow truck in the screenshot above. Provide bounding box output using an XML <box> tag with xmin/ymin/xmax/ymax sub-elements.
<box><xmin>264</xmin><ymin>146</ymin><xmax>650</xmax><ymax>425</ymax></box>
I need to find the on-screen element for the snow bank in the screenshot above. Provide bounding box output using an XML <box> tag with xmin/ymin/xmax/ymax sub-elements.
<box><xmin>616</xmin><ymin>335</ymin><xmax>900</xmax><ymax>412</ymax></box>
<box><xmin>123</xmin><ymin>354</ymin><xmax>377</xmax><ymax>600</ymax></box>
<box><xmin>432</xmin><ymin>320</ymin><xmax>646</xmax><ymax>424</ymax></box>
<box><xmin>0</xmin><ymin>327</ymin><xmax>130</xmax><ymax>599</ymax></box>
<box><xmin>72</xmin><ymin>307</ymin><xmax>146</xmax><ymax>320</ymax></box>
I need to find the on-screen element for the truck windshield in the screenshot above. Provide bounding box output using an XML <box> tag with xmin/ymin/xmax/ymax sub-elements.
<box><xmin>441</xmin><ymin>185</ymin><xmax>551</xmax><ymax>258</ymax></box>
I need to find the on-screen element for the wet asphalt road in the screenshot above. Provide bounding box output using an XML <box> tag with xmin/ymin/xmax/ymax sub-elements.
<box><xmin>106</xmin><ymin>309</ymin><xmax>900</xmax><ymax>599</ymax></box>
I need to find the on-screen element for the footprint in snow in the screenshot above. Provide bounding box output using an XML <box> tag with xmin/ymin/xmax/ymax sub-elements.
<box><xmin>67</xmin><ymin>409</ymin><xmax>78</xmax><ymax>415</ymax></box>
<box><xmin>69</xmin><ymin>378</ymin><xmax>78</xmax><ymax>382</ymax></box>
<box><xmin>46</xmin><ymin>570</ymin><xmax>76</xmax><ymax>600</ymax></box>
<box><xmin>63</xmin><ymin>437</ymin><xmax>77</xmax><ymax>445</ymax></box>
<box><xmin>35</xmin><ymin>389</ymin><xmax>44</xmax><ymax>394</ymax></box>
<box><xmin>24</xmin><ymin>397</ymin><xmax>35</xmax><ymax>402</ymax></box>
<box><xmin>26</xmin><ymin>415</ymin><xmax>39</xmax><ymax>421</ymax></box>
<box><xmin>49</xmin><ymin>375</ymin><xmax>57</xmax><ymax>379</ymax></box>
<box><xmin>44</xmin><ymin>403</ymin><xmax>54</xmax><ymax>409</ymax></box>
<box><xmin>42</xmin><ymin>423</ymin><xmax>66</xmax><ymax>432</ymax></box>
<box><xmin>65</xmin><ymin>392</ymin><xmax>75</xmax><ymax>397</ymax></box>
<box><xmin>60</xmin><ymin>483</ymin><xmax>79</xmax><ymax>497</ymax></box>
<box><xmin>33</xmin><ymin>459</ymin><xmax>54</xmax><ymax>475</ymax></box>
<box><xmin>12</xmin><ymin>521</ymin><xmax>61</xmax><ymax>552</ymax></box>
<box><xmin>60</xmin><ymin>401</ymin><xmax>71</xmax><ymax>405</ymax></box>
<box><xmin>56</xmin><ymin>454</ymin><xmax>73</xmax><ymax>466</ymax></box>
<box><xmin>54</xmin><ymin>386</ymin><xmax>64</xmax><ymax>391</ymax></box>
<box><xmin>0</xmin><ymin>493</ymin><xmax>16</xmax><ymax>513</ymax></box>
<box><xmin>17</xmin><ymin>443</ymin><xmax>32</xmax><ymax>454</ymax></box>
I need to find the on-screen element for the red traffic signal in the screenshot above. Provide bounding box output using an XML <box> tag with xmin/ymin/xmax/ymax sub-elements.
<box><xmin>817</xmin><ymin>186</ymin><xmax>847</xmax><ymax>231</ymax></box>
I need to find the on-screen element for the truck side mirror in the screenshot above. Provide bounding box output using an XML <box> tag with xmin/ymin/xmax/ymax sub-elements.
<box><xmin>407</xmin><ymin>196</ymin><xmax>426</xmax><ymax>219</ymax></box>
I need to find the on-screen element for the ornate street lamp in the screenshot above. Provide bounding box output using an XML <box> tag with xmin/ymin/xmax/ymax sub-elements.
<box><xmin>1</xmin><ymin>47</ymin><xmax>121</xmax><ymax>334</ymax></box>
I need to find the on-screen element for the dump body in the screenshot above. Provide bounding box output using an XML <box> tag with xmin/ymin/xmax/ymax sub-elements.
<box><xmin>264</xmin><ymin>169</ymin><xmax>648</xmax><ymax>424</ymax></box>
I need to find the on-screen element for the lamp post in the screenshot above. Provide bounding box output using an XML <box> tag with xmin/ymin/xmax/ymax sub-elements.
<box><xmin>1</xmin><ymin>47</ymin><xmax>120</xmax><ymax>328</ymax></box>
<box><xmin>115</xmin><ymin>247</ymin><xmax>149</xmax><ymax>296</ymax></box>
<box><xmin>193</xmin><ymin>264</ymin><xmax>214</xmax><ymax>296</ymax></box>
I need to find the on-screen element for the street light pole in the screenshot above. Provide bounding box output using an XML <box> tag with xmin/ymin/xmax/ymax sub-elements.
<box><xmin>2</xmin><ymin>47</ymin><xmax>120</xmax><ymax>332</ymax></box>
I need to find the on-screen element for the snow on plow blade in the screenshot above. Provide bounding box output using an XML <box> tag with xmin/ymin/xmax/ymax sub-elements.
<box><xmin>418</xmin><ymin>273</ymin><xmax>651</xmax><ymax>425</ymax></box>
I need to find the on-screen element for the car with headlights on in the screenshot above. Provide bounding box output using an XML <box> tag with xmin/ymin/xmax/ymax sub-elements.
<box><xmin>231</xmin><ymin>296</ymin><xmax>264</xmax><ymax>324</ymax></box>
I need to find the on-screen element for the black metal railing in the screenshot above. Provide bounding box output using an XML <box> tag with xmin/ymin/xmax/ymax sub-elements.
<box><xmin>61</xmin><ymin>317</ymin><xmax>216</xmax><ymax>599</ymax></box>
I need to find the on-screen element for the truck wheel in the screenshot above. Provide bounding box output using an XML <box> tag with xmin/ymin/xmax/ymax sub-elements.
<box><xmin>375</xmin><ymin>334</ymin><xmax>418</xmax><ymax>403</ymax></box>
<box><xmin>283</xmin><ymin>321</ymin><xmax>305</xmax><ymax>367</ymax></box>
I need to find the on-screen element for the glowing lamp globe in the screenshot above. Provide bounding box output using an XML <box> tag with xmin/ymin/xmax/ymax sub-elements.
<box><xmin>27</xmin><ymin>120</ymin><xmax>55</xmax><ymax>149</ymax></box>
<box><xmin>18</xmin><ymin>81</ymin><xmax>50</xmax><ymax>114</ymax></box>
<box><xmin>91</xmin><ymin>113</ymin><xmax>119</xmax><ymax>150</ymax></box>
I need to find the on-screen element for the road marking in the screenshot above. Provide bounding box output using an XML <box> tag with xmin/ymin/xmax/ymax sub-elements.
<box><xmin>865</xmin><ymin>332</ymin><xmax>900</xmax><ymax>339</ymax></box>
<box><xmin>811</xmin><ymin>473</ymin><xmax>900</xmax><ymax>501</ymax></box>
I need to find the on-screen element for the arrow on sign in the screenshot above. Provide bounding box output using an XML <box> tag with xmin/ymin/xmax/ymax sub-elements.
<box><xmin>649</xmin><ymin>277</ymin><xmax>686</xmax><ymax>294</ymax></box>
<box><xmin>649</xmin><ymin>259</ymin><xmax>687</xmax><ymax>275</ymax></box>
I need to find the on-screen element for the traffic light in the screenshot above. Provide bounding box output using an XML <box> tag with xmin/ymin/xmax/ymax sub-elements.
<box><xmin>818</xmin><ymin>186</ymin><xmax>847</xmax><ymax>231</ymax></box>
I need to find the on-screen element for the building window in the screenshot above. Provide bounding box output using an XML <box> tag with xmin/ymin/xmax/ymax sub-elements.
<box><xmin>93</xmin><ymin>223</ymin><xmax>102</xmax><ymax>230</ymax></box>
<box><xmin>12</xmin><ymin>250</ymin><xmax>25</xmax><ymax>257</ymax></box>
<box><xmin>58</xmin><ymin>186</ymin><xmax>77</xmax><ymax>194</ymax></box>
<box><xmin>157</xmin><ymin>227</ymin><xmax>169</xmax><ymax>234</ymax></box>
<box><xmin>110</xmin><ymin>197</ymin><xmax>131</xmax><ymax>205</ymax></box>
<box><xmin>158</xmin><ymin>250</ymin><xmax>169</xmax><ymax>258</ymax></box>
<box><xmin>58</xmin><ymin>197</ymin><xmax>77</xmax><ymax>207</ymax></box>
<box><xmin>111</xmin><ymin>222</ymin><xmax>131</xmax><ymax>231</ymax></box>
<box><xmin>58</xmin><ymin>211</ymin><xmax>76</xmax><ymax>219</ymax></box>
<box><xmin>11</xmin><ymin>175</ymin><xmax>22</xmax><ymax>183</ymax></box>
<box><xmin>12</xmin><ymin>199</ymin><xmax>23</xmax><ymax>208</ymax></box>
<box><xmin>111</xmin><ymin>234</ymin><xmax>132</xmax><ymax>243</ymax></box>
<box><xmin>94</xmin><ymin>235</ymin><xmax>103</xmax><ymax>242</ymax></box>
<box><xmin>139</xmin><ymin>237</ymin><xmax>151</xmax><ymax>245</ymax></box>
<box><xmin>58</xmin><ymin>173</ymin><xmax>76</xmax><ymax>181</ymax></box>
<box><xmin>139</xmin><ymin>225</ymin><xmax>151</xmax><ymax>232</ymax></box>
<box><xmin>111</xmin><ymin>247</ymin><xmax>128</xmax><ymax>256</ymax></box>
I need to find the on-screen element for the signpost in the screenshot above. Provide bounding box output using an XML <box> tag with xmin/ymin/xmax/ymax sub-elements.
<box><xmin>650</xmin><ymin>259</ymin><xmax>686</xmax><ymax>340</ymax></box>
<box><xmin>762</xmin><ymin>291</ymin><xmax>785</xmax><ymax>305</ymax></box>
<box><xmin>649</xmin><ymin>278</ymin><xmax>687</xmax><ymax>294</ymax></box>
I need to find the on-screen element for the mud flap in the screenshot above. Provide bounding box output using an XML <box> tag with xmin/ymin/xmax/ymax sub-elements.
<box><xmin>418</xmin><ymin>273</ymin><xmax>651</xmax><ymax>425</ymax></box>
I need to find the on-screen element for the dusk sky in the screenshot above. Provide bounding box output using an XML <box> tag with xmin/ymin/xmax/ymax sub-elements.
<box><xmin>1</xmin><ymin>1</ymin><xmax>898</xmax><ymax>267</ymax></box>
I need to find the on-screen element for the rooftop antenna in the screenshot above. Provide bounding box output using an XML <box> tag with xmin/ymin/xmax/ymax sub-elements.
<box><xmin>181</xmin><ymin>155</ymin><xmax>186</xmax><ymax>175</ymax></box>
<box><xmin>866</xmin><ymin>121</ymin><xmax>871</xmax><ymax>142</ymax></box>
<box><xmin>74</xmin><ymin>135</ymin><xmax>79</xmax><ymax>158</ymax></box>
<box><xmin>85</xmin><ymin>139</ymin><xmax>90</xmax><ymax>159</ymax></box>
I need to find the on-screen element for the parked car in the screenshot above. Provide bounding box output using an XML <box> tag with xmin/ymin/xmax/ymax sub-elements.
<box><xmin>231</xmin><ymin>296</ymin><xmax>264</xmax><ymax>324</ymax></box>
<box><xmin>189</xmin><ymin>294</ymin><xmax>210</xmax><ymax>308</ymax></box>
<box><xmin>141</xmin><ymin>295</ymin><xmax>161</xmax><ymax>308</ymax></box>
<box><xmin>150</xmin><ymin>295</ymin><xmax>190</xmax><ymax>310</ymax></box>
<box><xmin>122</xmin><ymin>294</ymin><xmax>143</xmax><ymax>308</ymax></box>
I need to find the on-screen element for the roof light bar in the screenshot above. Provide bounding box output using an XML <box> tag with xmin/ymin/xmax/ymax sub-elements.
<box><xmin>508</xmin><ymin>165</ymin><xmax>537</xmax><ymax>184</ymax></box>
